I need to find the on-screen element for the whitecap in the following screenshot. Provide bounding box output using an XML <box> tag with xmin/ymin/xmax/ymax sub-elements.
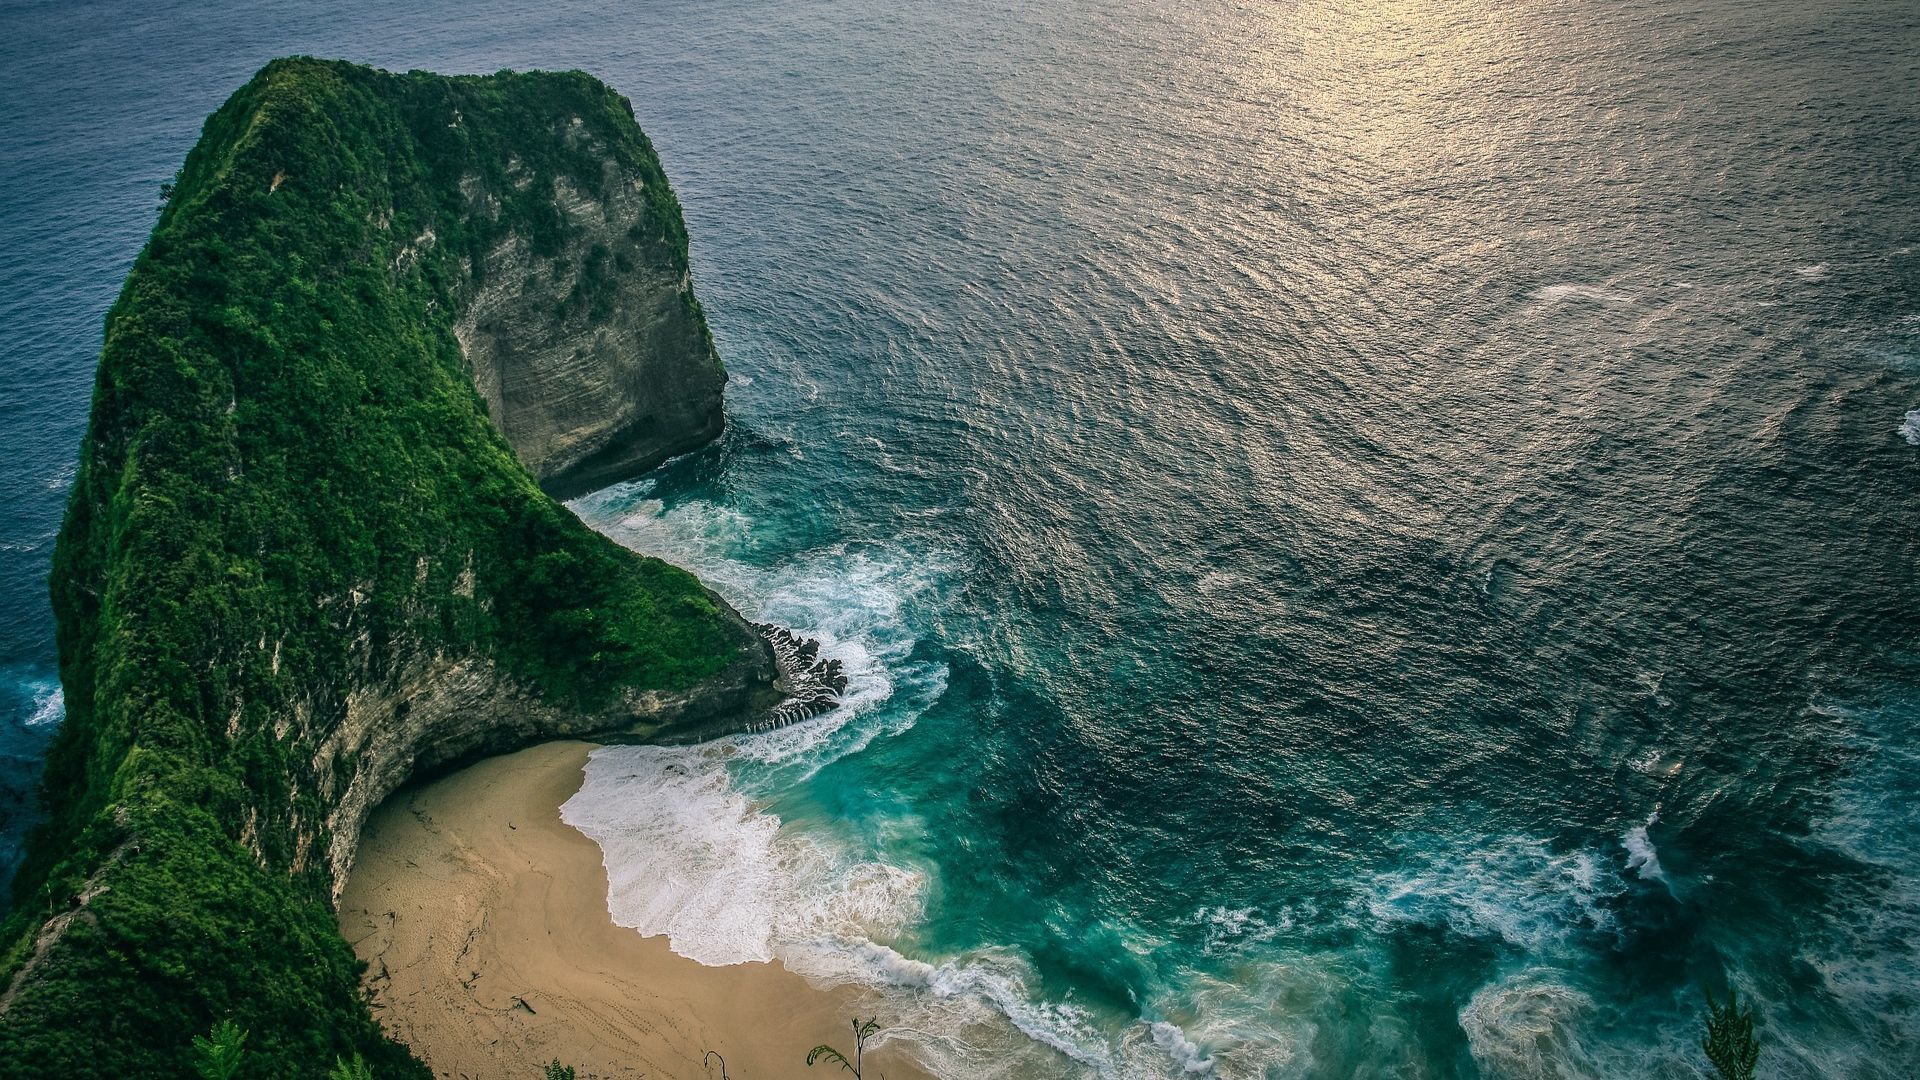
<box><xmin>1795</xmin><ymin>696</ymin><xmax>1920</xmax><ymax>1072</ymax></box>
<box><xmin>1898</xmin><ymin>408</ymin><xmax>1920</xmax><ymax>446</ymax></box>
<box><xmin>1367</xmin><ymin>835</ymin><xmax>1622</xmax><ymax>953</ymax></box>
<box><xmin>1149</xmin><ymin>1021</ymin><xmax>1216</xmax><ymax>1074</ymax></box>
<box><xmin>560</xmin><ymin>741</ymin><xmax>929</xmax><ymax>967</ymax></box>
<box><xmin>803</xmin><ymin>940</ymin><xmax>1118</xmax><ymax>1075</ymax></box>
<box><xmin>1185</xmin><ymin>904</ymin><xmax>1300</xmax><ymax>955</ymax></box>
<box><xmin>1622</xmin><ymin>814</ymin><xmax>1666</xmax><ymax>884</ymax></box>
<box><xmin>25</xmin><ymin>682</ymin><xmax>63</xmax><ymax>728</ymax></box>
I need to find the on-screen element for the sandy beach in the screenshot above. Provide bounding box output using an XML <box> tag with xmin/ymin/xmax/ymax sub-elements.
<box><xmin>337</xmin><ymin>741</ymin><xmax>930</xmax><ymax>1080</ymax></box>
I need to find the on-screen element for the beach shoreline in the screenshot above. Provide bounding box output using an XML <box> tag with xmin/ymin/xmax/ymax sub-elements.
<box><xmin>337</xmin><ymin>740</ymin><xmax>930</xmax><ymax>1080</ymax></box>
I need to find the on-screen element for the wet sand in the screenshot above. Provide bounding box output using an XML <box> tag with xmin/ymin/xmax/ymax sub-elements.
<box><xmin>337</xmin><ymin>741</ymin><xmax>928</xmax><ymax>1080</ymax></box>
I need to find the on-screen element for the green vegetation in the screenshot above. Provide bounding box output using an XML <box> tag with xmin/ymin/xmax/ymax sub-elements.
<box><xmin>808</xmin><ymin>1017</ymin><xmax>885</xmax><ymax>1079</ymax></box>
<box><xmin>192</xmin><ymin>1019</ymin><xmax>248</xmax><ymax>1080</ymax></box>
<box><xmin>328</xmin><ymin>1054</ymin><xmax>376</xmax><ymax>1080</ymax></box>
<box><xmin>543</xmin><ymin>1062</ymin><xmax>577</xmax><ymax>1080</ymax></box>
<box><xmin>0</xmin><ymin>58</ymin><xmax>741</xmax><ymax>1078</ymax></box>
<box><xmin>1702</xmin><ymin>986</ymin><xmax>1761</xmax><ymax>1080</ymax></box>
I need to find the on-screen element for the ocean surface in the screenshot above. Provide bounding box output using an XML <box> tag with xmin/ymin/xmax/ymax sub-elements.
<box><xmin>4</xmin><ymin>1</ymin><xmax>1918</xmax><ymax>1075</ymax></box>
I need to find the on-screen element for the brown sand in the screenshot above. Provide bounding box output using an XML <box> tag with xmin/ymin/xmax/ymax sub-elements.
<box><xmin>337</xmin><ymin>741</ymin><xmax>930</xmax><ymax>1080</ymax></box>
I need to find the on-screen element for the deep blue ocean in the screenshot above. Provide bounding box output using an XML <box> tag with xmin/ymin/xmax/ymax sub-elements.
<box><xmin>4</xmin><ymin>1</ymin><xmax>1919</xmax><ymax>1075</ymax></box>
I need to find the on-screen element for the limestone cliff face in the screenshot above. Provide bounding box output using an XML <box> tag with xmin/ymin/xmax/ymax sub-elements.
<box><xmin>316</xmin><ymin>596</ymin><xmax>776</xmax><ymax>898</ymax></box>
<box><xmin>454</xmin><ymin>149</ymin><xmax>726</xmax><ymax>499</ymax></box>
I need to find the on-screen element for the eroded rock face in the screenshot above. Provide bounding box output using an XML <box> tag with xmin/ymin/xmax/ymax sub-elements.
<box><xmin>318</xmin><ymin>599</ymin><xmax>781</xmax><ymax>897</ymax></box>
<box><xmin>455</xmin><ymin>154</ymin><xmax>726</xmax><ymax>499</ymax></box>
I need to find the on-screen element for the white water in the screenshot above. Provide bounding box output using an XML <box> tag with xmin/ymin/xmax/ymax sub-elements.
<box><xmin>561</xmin><ymin>484</ymin><xmax>1357</xmax><ymax>1079</ymax></box>
<box><xmin>1623</xmin><ymin>815</ymin><xmax>1666</xmax><ymax>884</ymax></box>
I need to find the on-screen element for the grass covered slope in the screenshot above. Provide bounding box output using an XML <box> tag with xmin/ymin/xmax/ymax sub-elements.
<box><xmin>0</xmin><ymin>59</ymin><xmax>758</xmax><ymax>1077</ymax></box>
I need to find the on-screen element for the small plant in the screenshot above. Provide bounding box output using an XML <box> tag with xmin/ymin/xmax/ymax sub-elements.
<box><xmin>330</xmin><ymin>1053</ymin><xmax>376</xmax><ymax>1080</ymax></box>
<box><xmin>1702</xmin><ymin>986</ymin><xmax>1761</xmax><ymax>1080</ymax></box>
<box><xmin>190</xmin><ymin>1019</ymin><xmax>247</xmax><ymax>1080</ymax></box>
<box><xmin>808</xmin><ymin>1017</ymin><xmax>884</xmax><ymax>1079</ymax></box>
<box><xmin>545</xmin><ymin>1061</ymin><xmax>577</xmax><ymax>1080</ymax></box>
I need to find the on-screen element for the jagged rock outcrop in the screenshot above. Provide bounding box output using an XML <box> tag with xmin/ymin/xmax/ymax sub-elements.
<box><xmin>749</xmin><ymin>623</ymin><xmax>851</xmax><ymax>732</ymax></box>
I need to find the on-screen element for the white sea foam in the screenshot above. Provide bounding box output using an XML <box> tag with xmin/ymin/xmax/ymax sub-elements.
<box><xmin>580</xmin><ymin>483</ymin><xmax>952</xmax><ymax>771</ymax></box>
<box><xmin>1532</xmin><ymin>284</ymin><xmax>1631</xmax><ymax>304</ymax></box>
<box><xmin>562</xmin><ymin>484</ymin><xmax>1353</xmax><ymax>1078</ymax></box>
<box><xmin>820</xmin><ymin>935</ymin><xmax>1337</xmax><ymax>1079</ymax></box>
<box><xmin>1367</xmin><ymin>835</ymin><xmax>1621</xmax><ymax>953</ymax></box>
<box><xmin>1793</xmin><ymin>698</ymin><xmax>1920</xmax><ymax>1073</ymax></box>
<box><xmin>1459</xmin><ymin>971</ymin><xmax>1597</xmax><ymax>1079</ymax></box>
<box><xmin>1631</xmin><ymin>670</ymin><xmax>1674</xmax><ymax>708</ymax></box>
<box><xmin>561</xmin><ymin>485</ymin><xmax>952</xmax><ymax>964</ymax></box>
<box><xmin>822</xmin><ymin>941</ymin><xmax>1119</xmax><ymax>1073</ymax></box>
<box><xmin>1149</xmin><ymin>1021</ymin><xmax>1216</xmax><ymax>1074</ymax></box>
<box><xmin>561</xmin><ymin>742</ymin><xmax>930</xmax><ymax>966</ymax></box>
<box><xmin>1188</xmin><ymin>905</ymin><xmax>1286</xmax><ymax>953</ymax></box>
<box><xmin>1622</xmin><ymin>814</ymin><xmax>1666</xmax><ymax>884</ymax></box>
<box><xmin>1796</xmin><ymin>263</ymin><xmax>1830</xmax><ymax>280</ymax></box>
<box><xmin>25</xmin><ymin>682</ymin><xmax>63</xmax><ymax>728</ymax></box>
<box><xmin>1898</xmin><ymin>408</ymin><xmax>1920</xmax><ymax>445</ymax></box>
<box><xmin>44</xmin><ymin>461</ymin><xmax>75</xmax><ymax>491</ymax></box>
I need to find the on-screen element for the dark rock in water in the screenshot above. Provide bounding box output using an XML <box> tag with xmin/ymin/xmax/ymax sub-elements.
<box><xmin>750</xmin><ymin>623</ymin><xmax>848</xmax><ymax>732</ymax></box>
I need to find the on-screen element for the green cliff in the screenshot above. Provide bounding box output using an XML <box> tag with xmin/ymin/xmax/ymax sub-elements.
<box><xmin>0</xmin><ymin>58</ymin><xmax>779</xmax><ymax>1077</ymax></box>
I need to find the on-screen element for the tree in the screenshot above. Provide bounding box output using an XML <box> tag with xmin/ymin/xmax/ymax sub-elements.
<box><xmin>808</xmin><ymin>1017</ymin><xmax>884</xmax><ymax>1080</ymax></box>
<box><xmin>544</xmin><ymin>1062</ymin><xmax>577</xmax><ymax>1080</ymax></box>
<box><xmin>1702</xmin><ymin>986</ymin><xmax>1761</xmax><ymax>1080</ymax></box>
<box><xmin>191</xmin><ymin>1020</ymin><xmax>247</xmax><ymax>1080</ymax></box>
<box><xmin>329</xmin><ymin>1054</ymin><xmax>376</xmax><ymax>1080</ymax></box>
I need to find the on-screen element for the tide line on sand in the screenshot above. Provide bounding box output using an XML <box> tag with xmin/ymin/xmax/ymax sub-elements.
<box><xmin>335</xmin><ymin>740</ymin><xmax>930</xmax><ymax>1080</ymax></box>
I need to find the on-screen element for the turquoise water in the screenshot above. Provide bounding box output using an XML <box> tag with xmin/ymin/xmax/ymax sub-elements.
<box><xmin>4</xmin><ymin>1</ymin><xmax>1920</xmax><ymax>1075</ymax></box>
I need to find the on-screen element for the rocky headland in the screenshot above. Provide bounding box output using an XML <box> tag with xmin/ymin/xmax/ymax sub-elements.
<box><xmin>0</xmin><ymin>58</ymin><xmax>831</xmax><ymax>1078</ymax></box>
